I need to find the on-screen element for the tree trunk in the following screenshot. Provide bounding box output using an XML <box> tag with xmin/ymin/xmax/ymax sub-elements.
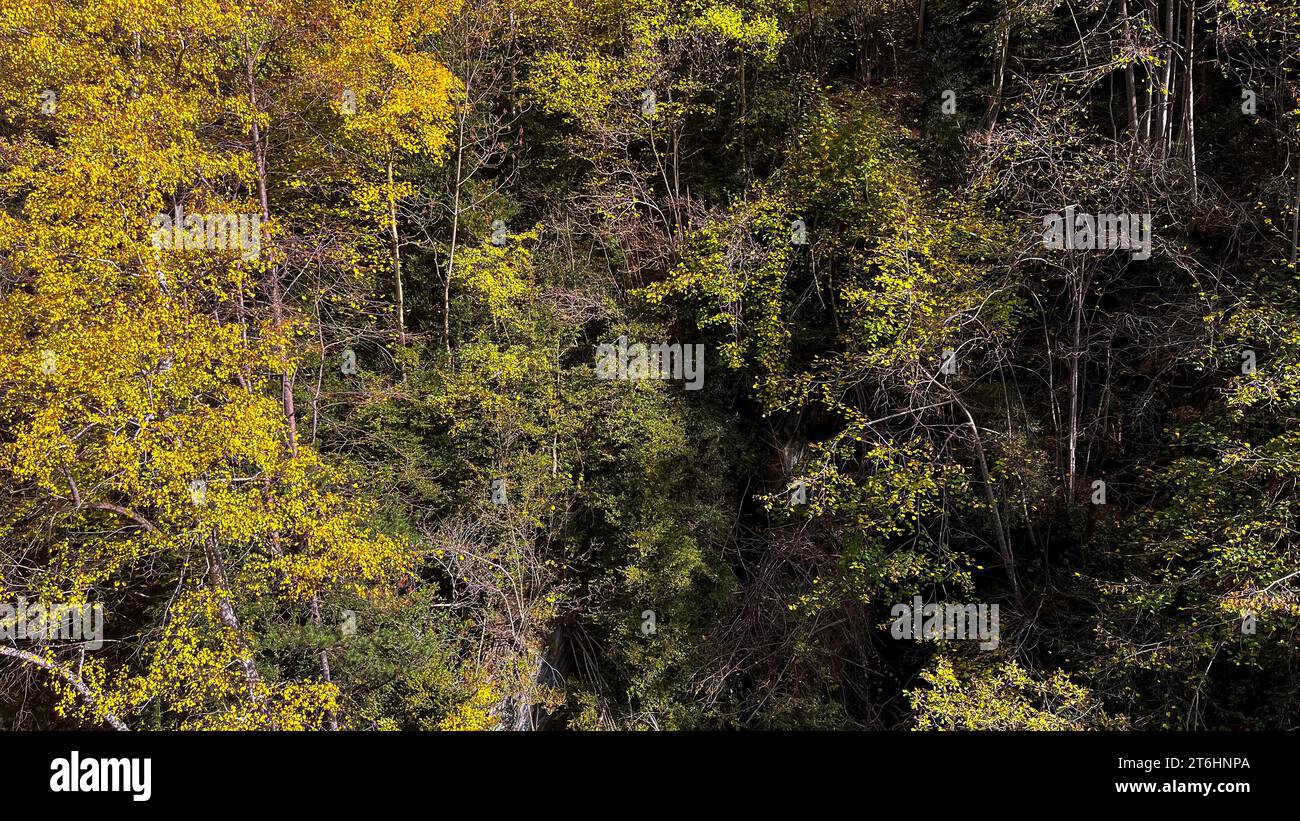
<box><xmin>245</xmin><ymin>48</ymin><xmax>298</xmax><ymax>455</ymax></box>
<box><xmin>1068</xmin><ymin>272</ymin><xmax>1084</xmax><ymax>499</ymax></box>
<box><xmin>1157</xmin><ymin>0</ymin><xmax>1175</xmax><ymax>156</ymax></box>
<box><xmin>1121</xmin><ymin>0</ymin><xmax>1139</xmax><ymax>139</ymax></box>
<box><xmin>388</xmin><ymin>154</ymin><xmax>406</xmax><ymax>345</ymax></box>
<box><xmin>1183</xmin><ymin>0</ymin><xmax>1198</xmax><ymax>202</ymax></box>
<box><xmin>310</xmin><ymin>596</ymin><xmax>339</xmax><ymax>731</ymax></box>
<box><xmin>984</xmin><ymin>14</ymin><xmax>1011</xmax><ymax>130</ymax></box>
<box><xmin>956</xmin><ymin>399</ymin><xmax>1020</xmax><ymax>602</ymax></box>
<box><xmin>444</xmin><ymin>110</ymin><xmax>466</xmax><ymax>356</ymax></box>
<box><xmin>205</xmin><ymin>532</ymin><xmax>267</xmax><ymax>712</ymax></box>
<box><xmin>1292</xmin><ymin>151</ymin><xmax>1300</xmax><ymax>266</ymax></box>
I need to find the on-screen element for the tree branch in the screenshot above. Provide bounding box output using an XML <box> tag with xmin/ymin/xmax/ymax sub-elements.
<box><xmin>0</xmin><ymin>645</ymin><xmax>129</xmax><ymax>731</ymax></box>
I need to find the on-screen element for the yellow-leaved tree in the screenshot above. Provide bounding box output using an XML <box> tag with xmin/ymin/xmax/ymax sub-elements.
<box><xmin>0</xmin><ymin>0</ymin><xmax>454</xmax><ymax>729</ymax></box>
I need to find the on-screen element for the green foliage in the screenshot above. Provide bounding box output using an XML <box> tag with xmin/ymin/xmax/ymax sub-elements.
<box><xmin>909</xmin><ymin>657</ymin><xmax>1126</xmax><ymax>731</ymax></box>
<box><xmin>2</xmin><ymin>0</ymin><xmax>1297</xmax><ymax>733</ymax></box>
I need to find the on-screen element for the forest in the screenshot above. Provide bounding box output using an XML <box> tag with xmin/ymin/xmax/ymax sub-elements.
<box><xmin>0</xmin><ymin>0</ymin><xmax>1297</xmax><ymax>731</ymax></box>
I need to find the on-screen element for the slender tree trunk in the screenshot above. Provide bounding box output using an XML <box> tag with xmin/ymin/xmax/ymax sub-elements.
<box><xmin>1292</xmin><ymin>153</ymin><xmax>1300</xmax><ymax>266</ymax></box>
<box><xmin>956</xmin><ymin>399</ymin><xmax>1020</xmax><ymax>602</ymax></box>
<box><xmin>1121</xmin><ymin>0</ymin><xmax>1139</xmax><ymax>139</ymax></box>
<box><xmin>1183</xmin><ymin>0</ymin><xmax>1198</xmax><ymax>202</ymax></box>
<box><xmin>388</xmin><ymin>154</ymin><xmax>406</xmax><ymax>345</ymax></box>
<box><xmin>245</xmin><ymin>48</ymin><xmax>298</xmax><ymax>455</ymax></box>
<box><xmin>739</xmin><ymin>53</ymin><xmax>749</xmax><ymax>185</ymax></box>
<box><xmin>984</xmin><ymin>13</ymin><xmax>1011</xmax><ymax>130</ymax></box>
<box><xmin>244</xmin><ymin>45</ymin><xmax>333</xmax><ymax>717</ymax></box>
<box><xmin>1068</xmin><ymin>274</ymin><xmax>1083</xmax><ymax>498</ymax></box>
<box><xmin>1140</xmin><ymin>0</ymin><xmax>1155</xmax><ymax>142</ymax></box>
<box><xmin>309</xmin><ymin>596</ymin><xmax>339</xmax><ymax>731</ymax></box>
<box><xmin>1157</xmin><ymin>0</ymin><xmax>1175</xmax><ymax>156</ymax></box>
<box><xmin>444</xmin><ymin>110</ymin><xmax>466</xmax><ymax>356</ymax></box>
<box><xmin>205</xmin><ymin>532</ymin><xmax>267</xmax><ymax>712</ymax></box>
<box><xmin>1140</xmin><ymin>65</ymin><xmax>1153</xmax><ymax>142</ymax></box>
